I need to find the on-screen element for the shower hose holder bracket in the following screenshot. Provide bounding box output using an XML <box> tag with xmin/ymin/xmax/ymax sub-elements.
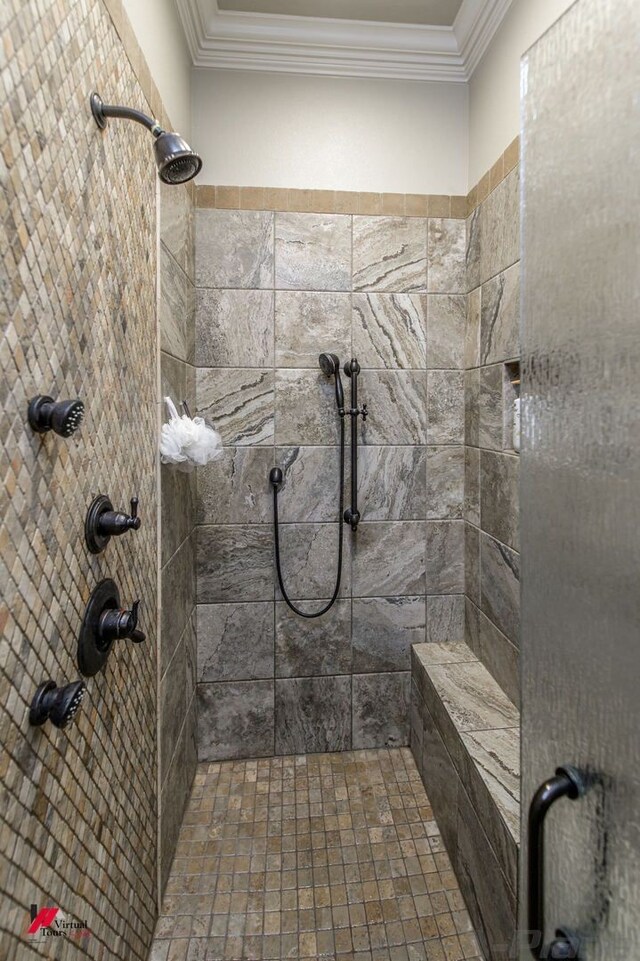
<box><xmin>78</xmin><ymin>578</ymin><xmax>145</xmax><ymax>677</ymax></box>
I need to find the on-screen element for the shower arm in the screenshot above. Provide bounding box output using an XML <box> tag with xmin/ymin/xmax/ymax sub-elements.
<box><xmin>90</xmin><ymin>93</ymin><xmax>163</xmax><ymax>136</ymax></box>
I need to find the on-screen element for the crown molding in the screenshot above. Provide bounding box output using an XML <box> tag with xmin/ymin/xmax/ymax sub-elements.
<box><xmin>177</xmin><ymin>0</ymin><xmax>513</xmax><ymax>82</ymax></box>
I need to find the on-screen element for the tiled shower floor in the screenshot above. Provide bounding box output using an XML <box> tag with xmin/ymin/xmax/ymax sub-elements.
<box><xmin>150</xmin><ymin>749</ymin><xmax>483</xmax><ymax>961</ymax></box>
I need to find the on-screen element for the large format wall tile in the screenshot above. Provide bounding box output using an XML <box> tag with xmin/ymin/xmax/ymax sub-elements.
<box><xmin>352</xmin><ymin>293</ymin><xmax>427</xmax><ymax>369</ymax></box>
<box><xmin>466</xmin><ymin>206</ymin><xmax>482</xmax><ymax>293</ymax></box>
<box><xmin>480</xmin><ymin>167</ymin><xmax>520</xmax><ymax>284</ymax></box>
<box><xmin>275</xmin><ymin>368</ymin><xmax>343</xmax><ymax>445</ymax></box>
<box><xmin>196</xmin><ymin>209</ymin><xmax>274</xmax><ymax>289</ymax></box>
<box><xmin>465</xmin><ymin>523</ymin><xmax>480</xmax><ymax>608</ymax></box>
<box><xmin>479</xmin><ymin>365</ymin><xmax>504</xmax><ymax>450</ymax></box>
<box><xmin>275</xmin><ymin>290</ymin><xmax>351</xmax><ymax>367</ymax></box>
<box><xmin>160</xmin><ymin>637</ymin><xmax>188</xmax><ymax>779</ymax></box>
<box><xmin>197</xmin><ymin>602</ymin><xmax>274</xmax><ymax>681</ymax></box>
<box><xmin>352</xmin><ymin>673</ymin><xmax>410</xmax><ymax>748</ymax></box>
<box><xmin>464</xmin><ymin>368</ymin><xmax>480</xmax><ymax>448</ymax></box>
<box><xmin>465</xmin><ymin>447</ymin><xmax>481</xmax><ymax>527</ymax></box>
<box><xmin>197</xmin><ymin>525</ymin><xmax>274</xmax><ymax>603</ymax></box>
<box><xmin>197</xmin><ymin>367</ymin><xmax>275</xmax><ymax>446</ymax></box>
<box><xmin>352</xmin><ymin>522</ymin><xmax>426</xmax><ymax>597</ymax></box>
<box><xmin>480</xmin><ymin>262</ymin><xmax>519</xmax><ymax>365</ymax></box>
<box><xmin>427</xmin><ymin>294</ymin><xmax>466</xmax><ymax>369</ymax></box>
<box><xmin>465</xmin><ymin>599</ymin><xmax>519</xmax><ymax>707</ymax></box>
<box><xmin>197</xmin><ymin>447</ymin><xmax>274</xmax><ymax>525</ymax></box>
<box><xmin>275</xmin><ymin>213</ymin><xmax>351</xmax><ymax>290</ymax></box>
<box><xmin>465</xmin><ymin>285</ymin><xmax>481</xmax><ymax>369</ymax></box>
<box><xmin>358</xmin><ymin>446</ymin><xmax>426</xmax><ymax>521</ymax></box>
<box><xmin>480</xmin><ymin>450</ymin><xmax>520</xmax><ymax>551</ymax></box>
<box><xmin>276</xmin><ymin>522</ymin><xmax>351</xmax><ymax>600</ymax></box>
<box><xmin>197</xmin><ymin>681</ymin><xmax>275</xmax><ymax>760</ymax></box>
<box><xmin>161</xmin><ymin>534</ymin><xmax>196</xmax><ymax>676</ymax></box>
<box><xmin>480</xmin><ymin>532</ymin><xmax>520</xmax><ymax>644</ymax></box>
<box><xmin>353</xmin><ymin>217</ymin><xmax>427</xmax><ymax>292</ymax></box>
<box><xmin>426</xmin><ymin>594</ymin><xmax>465</xmax><ymax>642</ymax></box>
<box><xmin>275</xmin><ymin>599</ymin><xmax>352</xmax><ymax>677</ymax></box>
<box><xmin>426</xmin><ymin>446</ymin><xmax>464</xmax><ymax>520</ymax></box>
<box><xmin>361</xmin><ymin>371</ymin><xmax>427</xmax><ymax>445</ymax></box>
<box><xmin>161</xmin><ymin>245</ymin><xmax>193</xmax><ymax>363</ymax></box>
<box><xmin>195</xmin><ymin>289</ymin><xmax>274</xmax><ymax>367</ymax></box>
<box><xmin>426</xmin><ymin>521</ymin><xmax>465</xmax><ymax>594</ymax></box>
<box><xmin>427</xmin><ymin>370</ymin><xmax>465</xmax><ymax>444</ymax></box>
<box><xmin>352</xmin><ymin>596</ymin><xmax>426</xmax><ymax>672</ymax></box>
<box><xmin>275</xmin><ymin>676</ymin><xmax>352</xmax><ymax>753</ymax></box>
<box><xmin>456</xmin><ymin>786</ymin><xmax>517</xmax><ymax>961</ymax></box>
<box><xmin>275</xmin><ymin>446</ymin><xmax>344</xmax><ymax>523</ymax></box>
<box><xmin>428</xmin><ymin>219</ymin><xmax>466</xmax><ymax>293</ymax></box>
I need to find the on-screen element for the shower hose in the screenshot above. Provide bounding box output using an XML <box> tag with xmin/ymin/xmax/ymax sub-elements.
<box><xmin>272</xmin><ymin>416</ymin><xmax>345</xmax><ymax>618</ymax></box>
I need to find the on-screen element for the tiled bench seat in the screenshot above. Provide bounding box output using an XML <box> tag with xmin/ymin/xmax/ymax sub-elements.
<box><xmin>410</xmin><ymin>641</ymin><xmax>520</xmax><ymax>961</ymax></box>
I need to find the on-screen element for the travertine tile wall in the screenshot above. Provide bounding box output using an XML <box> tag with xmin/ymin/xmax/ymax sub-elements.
<box><xmin>194</xmin><ymin>209</ymin><xmax>468</xmax><ymax>759</ymax></box>
<box><xmin>464</xmin><ymin>158</ymin><xmax>521</xmax><ymax>706</ymax></box>
<box><xmin>1</xmin><ymin>0</ymin><xmax>164</xmax><ymax>956</ymax></box>
<box><xmin>158</xmin><ymin>182</ymin><xmax>198</xmax><ymax>895</ymax></box>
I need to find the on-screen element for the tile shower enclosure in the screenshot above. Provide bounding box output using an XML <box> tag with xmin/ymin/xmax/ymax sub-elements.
<box><xmin>194</xmin><ymin>209</ymin><xmax>469</xmax><ymax>759</ymax></box>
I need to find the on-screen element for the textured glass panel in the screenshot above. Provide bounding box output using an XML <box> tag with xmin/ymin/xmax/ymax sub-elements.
<box><xmin>520</xmin><ymin>1</ymin><xmax>640</xmax><ymax>958</ymax></box>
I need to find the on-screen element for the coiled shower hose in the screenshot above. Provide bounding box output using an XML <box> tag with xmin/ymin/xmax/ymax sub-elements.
<box><xmin>272</xmin><ymin>416</ymin><xmax>345</xmax><ymax>618</ymax></box>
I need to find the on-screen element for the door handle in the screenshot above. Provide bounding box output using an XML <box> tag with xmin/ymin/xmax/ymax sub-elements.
<box><xmin>527</xmin><ymin>765</ymin><xmax>586</xmax><ymax>960</ymax></box>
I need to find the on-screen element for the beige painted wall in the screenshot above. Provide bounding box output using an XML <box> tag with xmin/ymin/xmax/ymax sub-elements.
<box><xmin>122</xmin><ymin>0</ymin><xmax>193</xmax><ymax>137</ymax></box>
<box><xmin>468</xmin><ymin>0</ymin><xmax>576</xmax><ymax>184</ymax></box>
<box><xmin>193</xmin><ymin>69</ymin><xmax>469</xmax><ymax>194</ymax></box>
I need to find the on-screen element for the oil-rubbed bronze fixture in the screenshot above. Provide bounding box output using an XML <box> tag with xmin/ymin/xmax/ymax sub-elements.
<box><xmin>85</xmin><ymin>494</ymin><xmax>141</xmax><ymax>554</ymax></box>
<box><xmin>78</xmin><ymin>578</ymin><xmax>145</xmax><ymax>677</ymax></box>
<box><xmin>90</xmin><ymin>91</ymin><xmax>202</xmax><ymax>185</ymax></box>
<box><xmin>29</xmin><ymin>680</ymin><xmax>86</xmax><ymax>729</ymax></box>
<box><xmin>28</xmin><ymin>395</ymin><xmax>84</xmax><ymax>437</ymax></box>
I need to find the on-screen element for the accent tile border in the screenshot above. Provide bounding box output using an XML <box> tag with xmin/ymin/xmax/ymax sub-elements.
<box><xmin>197</xmin><ymin>185</ymin><xmax>469</xmax><ymax>219</ymax></box>
<box><xmin>194</xmin><ymin>134</ymin><xmax>520</xmax><ymax>220</ymax></box>
<box><xmin>467</xmin><ymin>137</ymin><xmax>520</xmax><ymax>214</ymax></box>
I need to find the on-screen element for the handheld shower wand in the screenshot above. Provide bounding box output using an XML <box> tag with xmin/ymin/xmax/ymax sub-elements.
<box><xmin>269</xmin><ymin>353</ymin><xmax>347</xmax><ymax>619</ymax></box>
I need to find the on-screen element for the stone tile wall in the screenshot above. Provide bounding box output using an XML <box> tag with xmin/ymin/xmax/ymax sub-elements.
<box><xmin>194</xmin><ymin>210</ymin><xmax>468</xmax><ymax>759</ymax></box>
<box><xmin>158</xmin><ymin>181</ymin><xmax>198</xmax><ymax>895</ymax></box>
<box><xmin>464</xmin><ymin>160</ymin><xmax>521</xmax><ymax>706</ymax></box>
<box><xmin>1</xmin><ymin>0</ymin><xmax>169</xmax><ymax>956</ymax></box>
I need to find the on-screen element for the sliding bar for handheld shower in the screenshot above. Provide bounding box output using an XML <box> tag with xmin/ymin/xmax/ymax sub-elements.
<box><xmin>343</xmin><ymin>359</ymin><xmax>367</xmax><ymax>532</ymax></box>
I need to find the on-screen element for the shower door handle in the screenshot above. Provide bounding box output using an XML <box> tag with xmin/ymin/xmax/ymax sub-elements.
<box><xmin>527</xmin><ymin>765</ymin><xmax>586</xmax><ymax>960</ymax></box>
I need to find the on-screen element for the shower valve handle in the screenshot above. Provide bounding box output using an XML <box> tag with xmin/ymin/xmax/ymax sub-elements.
<box><xmin>361</xmin><ymin>404</ymin><xmax>368</xmax><ymax>422</ymax></box>
<box><xmin>86</xmin><ymin>494</ymin><xmax>141</xmax><ymax>553</ymax></box>
<box><xmin>98</xmin><ymin>600</ymin><xmax>146</xmax><ymax>645</ymax></box>
<box><xmin>98</xmin><ymin>496</ymin><xmax>141</xmax><ymax>536</ymax></box>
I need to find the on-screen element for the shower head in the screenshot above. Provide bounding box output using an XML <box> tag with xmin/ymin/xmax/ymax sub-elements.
<box><xmin>153</xmin><ymin>131</ymin><xmax>202</xmax><ymax>185</ymax></box>
<box><xmin>319</xmin><ymin>353</ymin><xmax>340</xmax><ymax>377</ymax></box>
<box><xmin>319</xmin><ymin>353</ymin><xmax>344</xmax><ymax>411</ymax></box>
<box><xmin>29</xmin><ymin>680</ymin><xmax>87</xmax><ymax>729</ymax></box>
<box><xmin>90</xmin><ymin>92</ymin><xmax>202</xmax><ymax>185</ymax></box>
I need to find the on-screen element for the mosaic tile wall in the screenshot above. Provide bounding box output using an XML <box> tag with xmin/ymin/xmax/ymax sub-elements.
<box><xmin>1</xmin><ymin>0</ymin><xmax>166</xmax><ymax>956</ymax></box>
<box><xmin>194</xmin><ymin>209</ymin><xmax>468</xmax><ymax>760</ymax></box>
<box><xmin>158</xmin><ymin>180</ymin><xmax>198</xmax><ymax>895</ymax></box>
<box><xmin>464</xmin><ymin>161</ymin><xmax>521</xmax><ymax>706</ymax></box>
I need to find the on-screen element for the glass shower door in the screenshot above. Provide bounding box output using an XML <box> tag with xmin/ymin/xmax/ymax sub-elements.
<box><xmin>520</xmin><ymin>0</ymin><xmax>640</xmax><ymax>958</ymax></box>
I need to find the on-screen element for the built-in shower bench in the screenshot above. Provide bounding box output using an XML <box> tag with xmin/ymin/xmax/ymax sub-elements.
<box><xmin>410</xmin><ymin>641</ymin><xmax>520</xmax><ymax>961</ymax></box>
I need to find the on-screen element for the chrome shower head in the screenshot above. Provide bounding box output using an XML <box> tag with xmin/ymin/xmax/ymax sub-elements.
<box><xmin>90</xmin><ymin>92</ymin><xmax>202</xmax><ymax>185</ymax></box>
<box><xmin>319</xmin><ymin>353</ymin><xmax>344</xmax><ymax>410</ymax></box>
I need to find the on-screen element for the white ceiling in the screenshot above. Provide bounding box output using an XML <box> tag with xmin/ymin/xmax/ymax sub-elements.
<box><xmin>217</xmin><ymin>0</ymin><xmax>464</xmax><ymax>27</ymax></box>
<box><xmin>177</xmin><ymin>0</ymin><xmax>514</xmax><ymax>81</ymax></box>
